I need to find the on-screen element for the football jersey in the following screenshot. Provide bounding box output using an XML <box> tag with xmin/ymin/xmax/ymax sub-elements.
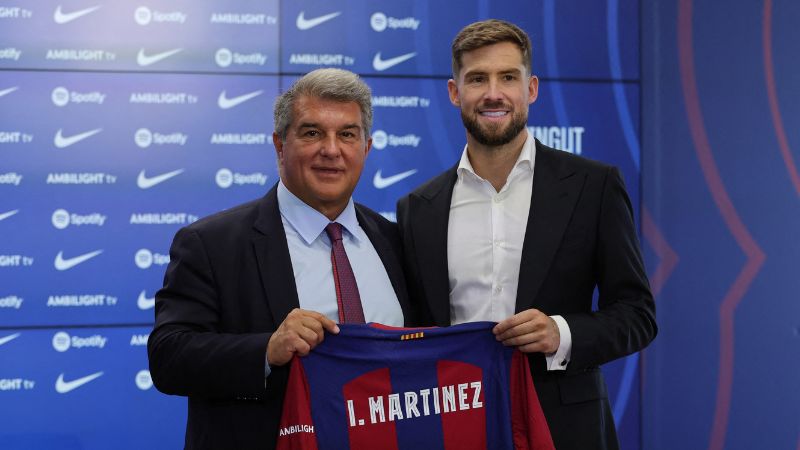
<box><xmin>276</xmin><ymin>321</ymin><xmax>554</xmax><ymax>450</ymax></box>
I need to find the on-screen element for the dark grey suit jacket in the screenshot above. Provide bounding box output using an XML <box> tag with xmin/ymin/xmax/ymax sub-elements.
<box><xmin>148</xmin><ymin>184</ymin><xmax>411</xmax><ymax>450</ymax></box>
<box><xmin>397</xmin><ymin>140</ymin><xmax>657</xmax><ymax>450</ymax></box>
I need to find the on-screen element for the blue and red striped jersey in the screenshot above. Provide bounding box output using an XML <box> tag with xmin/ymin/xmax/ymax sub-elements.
<box><xmin>277</xmin><ymin>321</ymin><xmax>555</xmax><ymax>450</ymax></box>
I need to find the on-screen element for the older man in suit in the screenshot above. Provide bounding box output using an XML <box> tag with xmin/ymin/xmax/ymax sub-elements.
<box><xmin>149</xmin><ymin>68</ymin><xmax>411</xmax><ymax>450</ymax></box>
<box><xmin>397</xmin><ymin>20</ymin><xmax>657</xmax><ymax>449</ymax></box>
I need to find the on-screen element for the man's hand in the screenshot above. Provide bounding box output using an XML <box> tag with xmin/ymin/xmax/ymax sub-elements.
<box><xmin>493</xmin><ymin>309</ymin><xmax>560</xmax><ymax>354</ymax></box>
<box><xmin>267</xmin><ymin>309</ymin><xmax>339</xmax><ymax>367</ymax></box>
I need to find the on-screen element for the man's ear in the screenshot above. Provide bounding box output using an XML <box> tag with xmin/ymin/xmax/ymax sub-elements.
<box><xmin>447</xmin><ymin>79</ymin><xmax>461</xmax><ymax>107</ymax></box>
<box><xmin>528</xmin><ymin>75</ymin><xmax>539</xmax><ymax>104</ymax></box>
<box><xmin>272</xmin><ymin>132</ymin><xmax>283</xmax><ymax>158</ymax></box>
<box><xmin>364</xmin><ymin>136</ymin><xmax>372</xmax><ymax>157</ymax></box>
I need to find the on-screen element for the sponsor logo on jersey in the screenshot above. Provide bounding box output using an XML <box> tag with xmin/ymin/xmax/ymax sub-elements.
<box><xmin>55</xmin><ymin>371</ymin><xmax>103</xmax><ymax>394</ymax></box>
<box><xmin>370</xmin><ymin>12</ymin><xmax>420</xmax><ymax>32</ymax></box>
<box><xmin>137</xmin><ymin>48</ymin><xmax>182</xmax><ymax>66</ymax></box>
<box><xmin>130</xmin><ymin>333</ymin><xmax>150</xmax><ymax>345</ymax></box>
<box><xmin>134</xmin><ymin>6</ymin><xmax>187</xmax><ymax>25</ymax></box>
<box><xmin>135</xmin><ymin>248</ymin><xmax>169</xmax><ymax>269</ymax></box>
<box><xmin>51</xmin><ymin>209</ymin><xmax>107</xmax><ymax>229</ymax></box>
<box><xmin>0</xmin><ymin>333</ymin><xmax>20</xmax><ymax>346</ymax></box>
<box><xmin>279</xmin><ymin>425</ymin><xmax>315</xmax><ymax>437</ymax></box>
<box><xmin>528</xmin><ymin>126</ymin><xmax>585</xmax><ymax>155</ymax></box>
<box><xmin>370</xmin><ymin>130</ymin><xmax>421</xmax><ymax>149</ymax></box>
<box><xmin>373</xmin><ymin>169</ymin><xmax>417</xmax><ymax>189</ymax></box>
<box><xmin>0</xmin><ymin>255</ymin><xmax>33</xmax><ymax>267</ymax></box>
<box><xmin>0</xmin><ymin>86</ymin><xmax>19</xmax><ymax>98</ymax></box>
<box><xmin>136</xmin><ymin>291</ymin><xmax>155</xmax><ymax>310</ymax></box>
<box><xmin>0</xmin><ymin>378</ymin><xmax>35</xmax><ymax>391</ymax></box>
<box><xmin>296</xmin><ymin>11</ymin><xmax>341</xmax><ymax>30</ymax></box>
<box><xmin>54</xmin><ymin>249</ymin><xmax>103</xmax><ymax>271</ymax></box>
<box><xmin>0</xmin><ymin>131</ymin><xmax>33</xmax><ymax>144</ymax></box>
<box><xmin>210</xmin><ymin>12</ymin><xmax>277</xmax><ymax>25</ymax></box>
<box><xmin>372</xmin><ymin>52</ymin><xmax>416</xmax><ymax>71</ymax></box>
<box><xmin>53</xmin><ymin>5</ymin><xmax>101</xmax><ymax>24</ymax></box>
<box><xmin>47</xmin><ymin>294</ymin><xmax>117</xmax><ymax>307</ymax></box>
<box><xmin>54</xmin><ymin>128</ymin><xmax>102</xmax><ymax>148</ymax></box>
<box><xmin>215</xmin><ymin>168</ymin><xmax>268</xmax><ymax>188</ymax></box>
<box><xmin>288</xmin><ymin>53</ymin><xmax>353</xmax><ymax>66</ymax></box>
<box><xmin>0</xmin><ymin>48</ymin><xmax>22</xmax><ymax>61</ymax></box>
<box><xmin>52</xmin><ymin>331</ymin><xmax>107</xmax><ymax>352</ymax></box>
<box><xmin>0</xmin><ymin>209</ymin><xmax>19</xmax><ymax>222</ymax></box>
<box><xmin>210</xmin><ymin>133</ymin><xmax>268</xmax><ymax>145</ymax></box>
<box><xmin>129</xmin><ymin>212</ymin><xmax>197</xmax><ymax>225</ymax></box>
<box><xmin>51</xmin><ymin>86</ymin><xmax>106</xmax><ymax>106</ymax></box>
<box><xmin>46</xmin><ymin>172</ymin><xmax>116</xmax><ymax>184</ymax></box>
<box><xmin>0</xmin><ymin>172</ymin><xmax>23</xmax><ymax>185</ymax></box>
<box><xmin>215</xmin><ymin>48</ymin><xmax>267</xmax><ymax>67</ymax></box>
<box><xmin>372</xmin><ymin>96</ymin><xmax>430</xmax><ymax>108</ymax></box>
<box><xmin>0</xmin><ymin>295</ymin><xmax>23</xmax><ymax>309</ymax></box>
<box><xmin>46</xmin><ymin>49</ymin><xmax>115</xmax><ymax>61</ymax></box>
<box><xmin>134</xmin><ymin>128</ymin><xmax>188</xmax><ymax>148</ymax></box>
<box><xmin>0</xmin><ymin>7</ymin><xmax>33</xmax><ymax>19</ymax></box>
<box><xmin>129</xmin><ymin>91</ymin><xmax>196</xmax><ymax>104</ymax></box>
<box><xmin>218</xmin><ymin>90</ymin><xmax>263</xmax><ymax>109</ymax></box>
<box><xmin>135</xmin><ymin>370</ymin><xmax>153</xmax><ymax>390</ymax></box>
<box><xmin>137</xmin><ymin>168</ymin><xmax>184</xmax><ymax>189</ymax></box>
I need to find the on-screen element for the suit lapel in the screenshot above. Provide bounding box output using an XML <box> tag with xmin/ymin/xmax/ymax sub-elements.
<box><xmin>412</xmin><ymin>168</ymin><xmax>458</xmax><ymax>326</ymax></box>
<box><xmin>356</xmin><ymin>206</ymin><xmax>412</xmax><ymax>323</ymax></box>
<box><xmin>252</xmin><ymin>185</ymin><xmax>300</xmax><ymax>325</ymax></box>
<box><xmin>516</xmin><ymin>144</ymin><xmax>585</xmax><ymax>313</ymax></box>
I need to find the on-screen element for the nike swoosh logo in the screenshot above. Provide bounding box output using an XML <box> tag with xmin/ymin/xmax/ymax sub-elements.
<box><xmin>54</xmin><ymin>128</ymin><xmax>102</xmax><ymax>148</ymax></box>
<box><xmin>137</xmin><ymin>169</ymin><xmax>184</xmax><ymax>189</ymax></box>
<box><xmin>218</xmin><ymin>90</ymin><xmax>263</xmax><ymax>109</ymax></box>
<box><xmin>0</xmin><ymin>86</ymin><xmax>19</xmax><ymax>98</ymax></box>
<box><xmin>55</xmin><ymin>372</ymin><xmax>104</xmax><ymax>394</ymax></box>
<box><xmin>296</xmin><ymin>11</ymin><xmax>341</xmax><ymax>30</ymax></box>
<box><xmin>137</xmin><ymin>290</ymin><xmax>155</xmax><ymax>310</ymax></box>
<box><xmin>54</xmin><ymin>249</ymin><xmax>103</xmax><ymax>271</ymax></box>
<box><xmin>0</xmin><ymin>333</ymin><xmax>21</xmax><ymax>346</ymax></box>
<box><xmin>0</xmin><ymin>209</ymin><xmax>19</xmax><ymax>222</ymax></box>
<box><xmin>54</xmin><ymin>5</ymin><xmax>101</xmax><ymax>24</ymax></box>
<box><xmin>137</xmin><ymin>48</ymin><xmax>183</xmax><ymax>67</ymax></box>
<box><xmin>373</xmin><ymin>169</ymin><xmax>418</xmax><ymax>189</ymax></box>
<box><xmin>372</xmin><ymin>52</ymin><xmax>417</xmax><ymax>71</ymax></box>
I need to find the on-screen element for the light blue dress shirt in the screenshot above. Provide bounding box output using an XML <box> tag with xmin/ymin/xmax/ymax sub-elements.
<box><xmin>276</xmin><ymin>181</ymin><xmax>403</xmax><ymax>326</ymax></box>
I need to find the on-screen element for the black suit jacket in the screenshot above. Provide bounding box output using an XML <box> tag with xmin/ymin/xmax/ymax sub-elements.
<box><xmin>397</xmin><ymin>141</ymin><xmax>657</xmax><ymax>450</ymax></box>
<box><xmin>148</xmin><ymin>185</ymin><xmax>411</xmax><ymax>450</ymax></box>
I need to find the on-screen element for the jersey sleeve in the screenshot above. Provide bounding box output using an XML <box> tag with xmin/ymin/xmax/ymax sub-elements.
<box><xmin>276</xmin><ymin>357</ymin><xmax>319</xmax><ymax>450</ymax></box>
<box><xmin>510</xmin><ymin>351</ymin><xmax>555</xmax><ymax>450</ymax></box>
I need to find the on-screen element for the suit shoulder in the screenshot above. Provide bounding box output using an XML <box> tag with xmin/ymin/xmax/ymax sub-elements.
<box><xmin>183</xmin><ymin>197</ymin><xmax>261</xmax><ymax>235</ymax></box>
<box><xmin>404</xmin><ymin>167</ymin><xmax>457</xmax><ymax>201</ymax></box>
<box><xmin>355</xmin><ymin>203</ymin><xmax>396</xmax><ymax>229</ymax></box>
<box><xmin>538</xmin><ymin>144</ymin><xmax>615</xmax><ymax>177</ymax></box>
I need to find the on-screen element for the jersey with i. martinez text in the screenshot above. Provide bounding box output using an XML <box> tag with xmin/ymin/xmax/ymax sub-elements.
<box><xmin>276</xmin><ymin>321</ymin><xmax>555</xmax><ymax>450</ymax></box>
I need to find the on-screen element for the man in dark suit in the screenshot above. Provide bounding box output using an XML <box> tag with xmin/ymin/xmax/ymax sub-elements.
<box><xmin>397</xmin><ymin>20</ymin><xmax>657</xmax><ymax>449</ymax></box>
<box><xmin>148</xmin><ymin>68</ymin><xmax>411</xmax><ymax>449</ymax></box>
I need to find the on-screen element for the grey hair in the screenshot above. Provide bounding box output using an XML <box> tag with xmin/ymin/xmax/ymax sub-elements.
<box><xmin>273</xmin><ymin>68</ymin><xmax>373</xmax><ymax>141</ymax></box>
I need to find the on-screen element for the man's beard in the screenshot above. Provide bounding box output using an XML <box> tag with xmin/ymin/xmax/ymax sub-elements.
<box><xmin>461</xmin><ymin>107</ymin><xmax>527</xmax><ymax>147</ymax></box>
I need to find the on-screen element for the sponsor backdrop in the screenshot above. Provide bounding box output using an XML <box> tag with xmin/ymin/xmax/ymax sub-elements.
<box><xmin>641</xmin><ymin>1</ymin><xmax>800</xmax><ymax>450</ymax></box>
<box><xmin>1</xmin><ymin>1</ymin><xmax>644</xmax><ymax>449</ymax></box>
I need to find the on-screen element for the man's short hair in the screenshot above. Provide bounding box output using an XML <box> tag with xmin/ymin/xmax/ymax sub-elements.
<box><xmin>451</xmin><ymin>19</ymin><xmax>533</xmax><ymax>78</ymax></box>
<box><xmin>273</xmin><ymin>68</ymin><xmax>373</xmax><ymax>141</ymax></box>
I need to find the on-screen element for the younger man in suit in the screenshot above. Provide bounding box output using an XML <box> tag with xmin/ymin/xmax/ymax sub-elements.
<box><xmin>397</xmin><ymin>19</ymin><xmax>657</xmax><ymax>449</ymax></box>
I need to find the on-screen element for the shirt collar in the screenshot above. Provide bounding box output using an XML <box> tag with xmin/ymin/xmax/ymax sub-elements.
<box><xmin>456</xmin><ymin>131</ymin><xmax>536</xmax><ymax>180</ymax></box>
<box><xmin>277</xmin><ymin>181</ymin><xmax>361</xmax><ymax>245</ymax></box>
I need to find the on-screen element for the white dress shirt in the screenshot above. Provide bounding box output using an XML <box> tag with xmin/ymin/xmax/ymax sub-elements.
<box><xmin>277</xmin><ymin>181</ymin><xmax>403</xmax><ymax>326</ymax></box>
<box><xmin>447</xmin><ymin>132</ymin><xmax>571</xmax><ymax>370</ymax></box>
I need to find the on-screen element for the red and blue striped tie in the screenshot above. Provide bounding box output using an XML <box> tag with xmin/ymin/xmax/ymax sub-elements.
<box><xmin>325</xmin><ymin>223</ymin><xmax>365</xmax><ymax>324</ymax></box>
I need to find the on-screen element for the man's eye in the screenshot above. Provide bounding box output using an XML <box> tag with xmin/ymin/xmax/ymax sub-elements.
<box><xmin>304</xmin><ymin>130</ymin><xmax>319</xmax><ymax>137</ymax></box>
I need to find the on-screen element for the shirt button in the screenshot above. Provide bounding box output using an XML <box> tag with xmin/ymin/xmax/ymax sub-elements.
<box><xmin>495</xmin><ymin>285</ymin><xmax>503</xmax><ymax>293</ymax></box>
<box><xmin>493</xmin><ymin>196</ymin><xmax>502</xmax><ymax>203</ymax></box>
